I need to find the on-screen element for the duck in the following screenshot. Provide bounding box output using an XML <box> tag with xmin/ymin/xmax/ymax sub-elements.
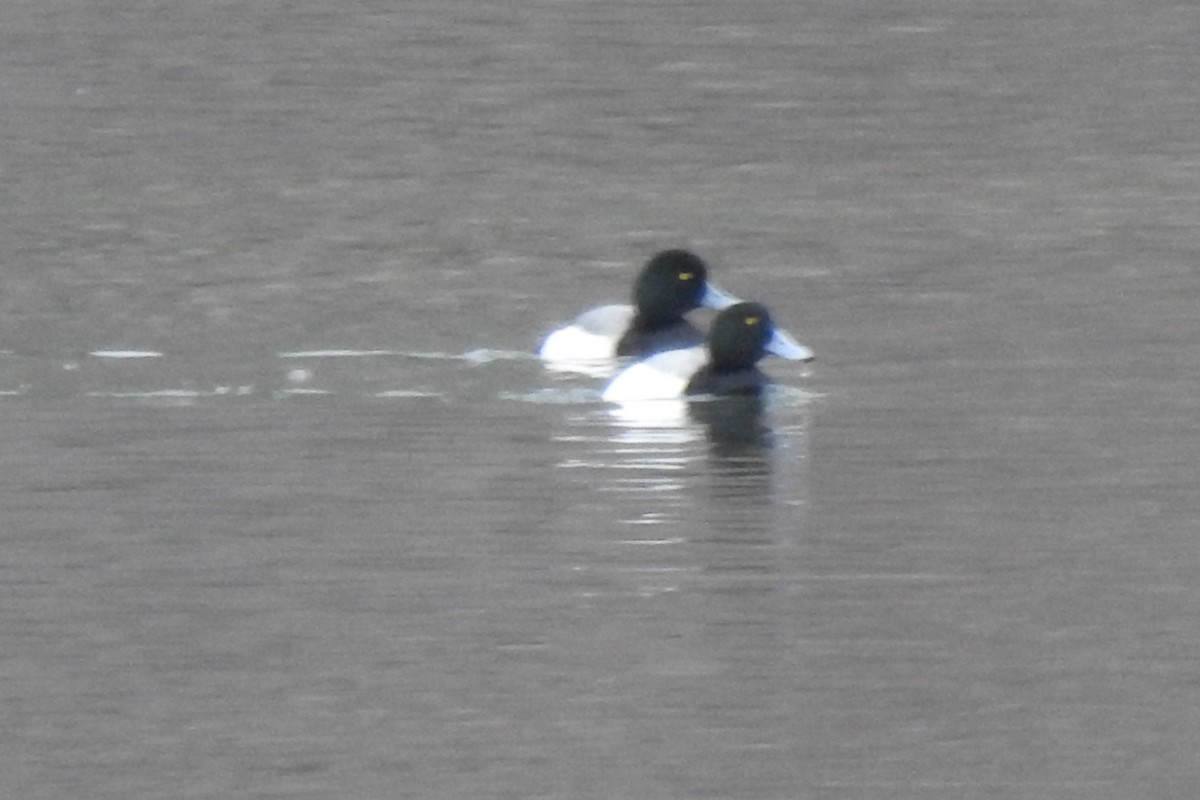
<box><xmin>538</xmin><ymin>249</ymin><xmax>739</xmax><ymax>363</ymax></box>
<box><xmin>601</xmin><ymin>301</ymin><xmax>813</xmax><ymax>402</ymax></box>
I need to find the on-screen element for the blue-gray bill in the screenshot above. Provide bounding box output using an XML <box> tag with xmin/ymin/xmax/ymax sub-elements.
<box><xmin>699</xmin><ymin>282</ymin><xmax>740</xmax><ymax>310</ymax></box>
<box><xmin>766</xmin><ymin>327</ymin><xmax>814</xmax><ymax>362</ymax></box>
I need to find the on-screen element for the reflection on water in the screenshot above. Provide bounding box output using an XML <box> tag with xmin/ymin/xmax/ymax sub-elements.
<box><xmin>553</xmin><ymin>392</ymin><xmax>811</xmax><ymax>600</ymax></box>
<box><xmin>688</xmin><ymin>394</ymin><xmax>776</xmax><ymax>453</ymax></box>
<box><xmin>526</xmin><ymin>393</ymin><xmax>816</xmax><ymax>795</ymax></box>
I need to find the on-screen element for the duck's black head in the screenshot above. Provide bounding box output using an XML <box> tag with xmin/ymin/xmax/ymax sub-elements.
<box><xmin>707</xmin><ymin>301</ymin><xmax>775</xmax><ymax>371</ymax></box>
<box><xmin>631</xmin><ymin>249</ymin><xmax>712</xmax><ymax>327</ymax></box>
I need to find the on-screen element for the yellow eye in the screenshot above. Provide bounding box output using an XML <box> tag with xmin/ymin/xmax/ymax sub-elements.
<box><xmin>746</xmin><ymin>316</ymin><xmax>759</xmax><ymax>326</ymax></box>
<box><xmin>679</xmin><ymin>272</ymin><xmax>694</xmax><ymax>281</ymax></box>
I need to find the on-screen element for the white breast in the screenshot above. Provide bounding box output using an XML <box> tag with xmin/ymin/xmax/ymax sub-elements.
<box><xmin>601</xmin><ymin>346</ymin><xmax>707</xmax><ymax>402</ymax></box>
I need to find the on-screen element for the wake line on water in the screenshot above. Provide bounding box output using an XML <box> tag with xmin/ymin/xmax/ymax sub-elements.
<box><xmin>498</xmin><ymin>387</ymin><xmax>600</xmax><ymax>405</ymax></box>
<box><xmin>277</xmin><ymin>348</ymin><xmax>535</xmax><ymax>364</ymax></box>
<box><xmin>71</xmin><ymin>348</ymin><xmax>534</xmax><ymax>363</ymax></box>
<box><xmin>89</xmin><ymin>350</ymin><xmax>164</xmax><ymax>359</ymax></box>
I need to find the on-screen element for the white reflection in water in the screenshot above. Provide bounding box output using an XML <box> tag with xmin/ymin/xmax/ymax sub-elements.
<box><xmin>88</xmin><ymin>349</ymin><xmax>164</xmax><ymax>359</ymax></box>
<box><xmin>555</xmin><ymin>393</ymin><xmax>811</xmax><ymax>599</ymax></box>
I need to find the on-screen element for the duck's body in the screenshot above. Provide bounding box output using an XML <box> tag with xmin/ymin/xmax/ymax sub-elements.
<box><xmin>601</xmin><ymin>302</ymin><xmax>813</xmax><ymax>403</ymax></box>
<box><xmin>537</xmin><ymin>304</ymin><xmax>637</xmax><ymax>361</ymax></box>
<box><xmin>538</xmin><ymin>249</ymin><xmax>737</xmax><ymax>363</ymax></box>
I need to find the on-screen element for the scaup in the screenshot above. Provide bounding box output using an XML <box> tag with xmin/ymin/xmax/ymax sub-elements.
<box><xmin>601</xmin><ymin>301</ymin><xmax>813</xmax><ymax>402</ymax></box>
<box><xmin>538</xmin><ymin>249</ymin><xmax>738</xmax><ymax>363</ymax></box>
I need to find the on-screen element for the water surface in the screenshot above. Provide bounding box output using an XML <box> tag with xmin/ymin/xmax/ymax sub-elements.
<box><xmin>3</xmin><ymin>1</ymin><xmax>1200</xmax><ymax>798</ymax></box>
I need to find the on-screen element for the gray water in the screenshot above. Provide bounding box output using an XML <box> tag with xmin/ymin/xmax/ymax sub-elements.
<box><xmin>3</xmin><ymin>1</ymin><xmax>1200</xmax><ymax>798</ymax></box>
